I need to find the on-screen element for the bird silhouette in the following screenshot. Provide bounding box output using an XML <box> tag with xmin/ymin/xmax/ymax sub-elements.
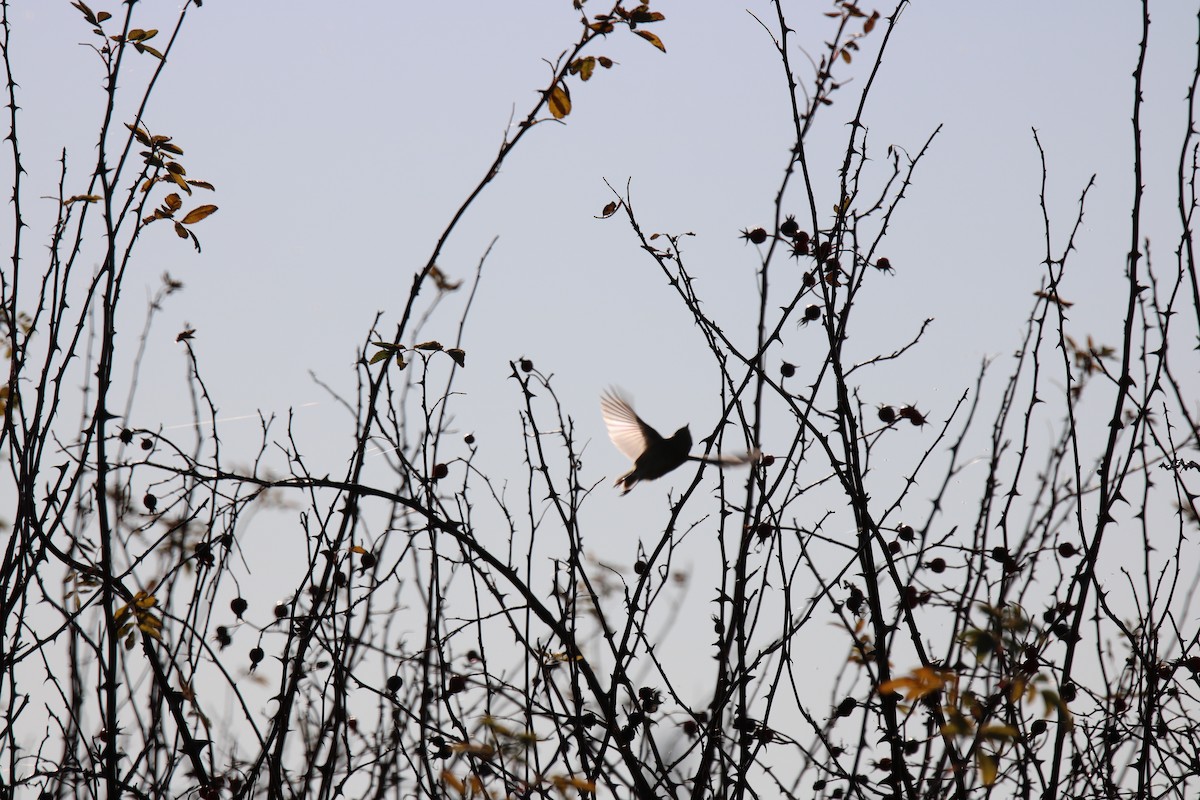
<box><xmin>601</xmin><ymin>389</ymin><xmax>759</xmax><ymax>495</ymax></box>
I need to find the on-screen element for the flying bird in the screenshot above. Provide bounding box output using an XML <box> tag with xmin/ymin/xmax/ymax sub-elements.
<box><xmin>600</xmin><ymin>389</ymin><xmax>760</xmax><ymax>495</ymax></box>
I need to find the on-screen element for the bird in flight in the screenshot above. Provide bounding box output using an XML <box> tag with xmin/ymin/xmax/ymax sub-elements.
<box><xmin>600</xmin><ymin>389</ymin><xmax>760</xmax><ymax>495</ymax></box>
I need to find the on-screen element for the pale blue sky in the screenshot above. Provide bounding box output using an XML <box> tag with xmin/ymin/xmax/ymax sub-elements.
<box><xmin>6</xmin><ymin>0</ymin><xmax>1199</xmax><ymax>773</ymax></box>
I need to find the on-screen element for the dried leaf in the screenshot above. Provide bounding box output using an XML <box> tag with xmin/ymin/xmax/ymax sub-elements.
<box><xmin>173</xmin><ymin>221</ymin><xmax>188</xmax><ymax>239</ymax></box>
<box><xmin>72</xmin><ymin>1</ymin><xmax>98</xmax><ymax>25</ymax></box>
<box><xmin>168</xmin><ymin>171</ymin><xmax>192</xmax><ymax>194</ymax></box>
<box><xmin>978</xmin><ymin>752</ymin><xmax>998</xmax><ymax>786</ymax></box>
<box><xmin>429</xmin><ymin>264</ymin><xmax>462</xmax><ymax>291</ymax></box>
<box><xmin>635</xmin><ymin>29</ymin><xmax>666</xmax><ymax>52</ymax></box>
<box><xmin>547</xmin><ymin>84</ymin><xmax>571</xmax><ymax>120</ymax></box>
<box><xmin>414</xmin><ymin>340</ymin><xmax>443</xmax><ymax>352</ymax></box>
<box><xmin>630</xmin><ymin>9</ymin><xmax>666</xmax><ymax>23</ymax></box>
<box><xmin>447</xmin><ymin>348</ymin><xmax>466</xmax><ymax>367</ymax></box>
<box><xmin>126</xmin><ymin>123</ymin><xmax>152</xmax><ymax>146</ymax></box>
<box><xmin>180</xmin><ymin>204</ymin><xmax>218</xmax><ymax>224</ymax></box>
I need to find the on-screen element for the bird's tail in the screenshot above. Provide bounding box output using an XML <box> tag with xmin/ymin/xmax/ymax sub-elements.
<box><xmin>614</xmin><ymin>469</ymin><xmax>638</xmax><ymax>495</ymax></box>
<box><xmin>689</xmin><ymin>449</ymin><xmax>762</xmax><ymax>467</ymax></box>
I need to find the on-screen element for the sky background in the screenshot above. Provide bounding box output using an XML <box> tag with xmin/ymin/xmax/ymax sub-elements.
<box><xmin>6</xmin><ymin>0</ymin><xmax>1200</xmax><ymax>763</ymax></box>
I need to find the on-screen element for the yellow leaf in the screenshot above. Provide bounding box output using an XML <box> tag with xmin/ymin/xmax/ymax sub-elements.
<box><xmin>126</xmin><ymin>123</ymin><xmax>152</xmax><ymax>146</ymax></box>
<box><xmin>164</xmin><ymin>193</ymin><xmax>182</xmax><ymax>211</ymax></box>
<box><xmin>547</xmin><ymin>84</ymin><xmax>571</xmax><ymax>119</ymax></box>
<box><xmin>180</xmin><ymin>204</ymin><xmax>218</xmax><ymax>225</ymax></box>
<box><xmin>188</xmin><ymin>180</ymin><xmax>216</xmax><ymax>191</ymax></box>
<box><xmin>449</xmin><ymin>741</ymin><xmax>495</xmax><ymax>757</ymax></box>
<box><xmin>978</xmin><ymin>751</ymin><xmax>998</xmax><ymax>786</ymax></box>
<box><xmin>980</xmin><ymin>724</ymin><xmax>1019</xmax><ymax>741</ymax></box>
<box><xmin>168</xmin><ymin>171</ymin><xmax>192</xmax><ymax>194</ymax></box>
<box><xmin>635</xmin><ymin>29</ymin><xmax>666</xmax><ymax>52</ymax></box>
<box><xmin>440</xmin><ymin>771</ymin><xmax>465</xmax><ymax>794</ymax></box>
<box><xmin>879</xmin><ymin>666</ymin><xmax>955</xmax><ymax>701</ymax></box>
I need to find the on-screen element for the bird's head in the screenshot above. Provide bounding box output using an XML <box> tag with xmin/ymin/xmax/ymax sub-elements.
<box><xmin>670</xmin><ymin>425</ymin><xmax>692</xmax><ymax>452</ymax></box>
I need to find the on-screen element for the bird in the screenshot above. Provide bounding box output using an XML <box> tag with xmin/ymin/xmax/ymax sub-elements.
<box><xmin>600</xmin><ymin>389</ymin><xmax>760</xmax><ymax>495</ymax></box>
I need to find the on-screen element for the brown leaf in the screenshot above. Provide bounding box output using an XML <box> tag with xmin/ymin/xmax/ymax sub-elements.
<box><xmin>126</xmin><ymin>123</ymin><xmax>152</xmax><ymax>146</ymax></box>
<box><xmin>173</xmin><ymin>222</ymin><xmax>188</xmax><ymax>239</ymax></box>
<box><xmin>168</xmin><ymin>171</ymin><xmax>192</xmax><ymax>194</ymax></box>
<box><xmin>635</xmin><ymin>29</ymin><xmax>666</xmax><ymax>52</ymax></box>
<box><xmin>547</xmin><ymin>84</ymin><xmax>571</xmax><ymax>119</ymax></box>
<box><xmin>180</xmin><ymin>204</ymin><xmax>218</xmax><ymax>225</ymax></box>
<box><xmin>429</xmin><ymin>265</ymin><xmax>462</xmax><ymax>291</ymax></box>
<box><xmin>630</xmin><ymin>9</ymin><xmax>665</xmax><ymax>23</ymax></box>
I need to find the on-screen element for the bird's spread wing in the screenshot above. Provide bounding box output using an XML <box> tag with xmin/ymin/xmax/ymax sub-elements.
<box><xmin>601</xmin><ymin>389</ymin><xmax>655</xmax><ymax>461</ymax></box>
